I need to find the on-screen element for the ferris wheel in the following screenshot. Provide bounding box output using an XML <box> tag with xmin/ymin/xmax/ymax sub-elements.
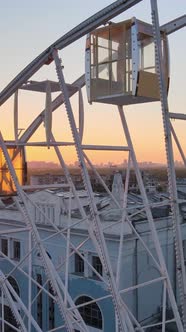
<box><xmin>0</xmin><ymin>1</ymin><xmax>185</xmax><ymax>331</ymax></box>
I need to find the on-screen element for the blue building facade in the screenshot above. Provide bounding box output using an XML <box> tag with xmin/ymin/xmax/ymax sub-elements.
<box><xmin>0</xmin><ymin>189</ymin><xmax>185</xmax><ymax>331</ymax></box>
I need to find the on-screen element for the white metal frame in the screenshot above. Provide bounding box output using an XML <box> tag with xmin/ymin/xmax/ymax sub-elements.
<box><xmin>151</xmin><ymin>0</ymin><xmax>186</xmax><ymax>328</ymax></box>
<box><xmin>0</xmin><ymin>1</ymin><xmax>185</xmax><ymax>331</ymax></box>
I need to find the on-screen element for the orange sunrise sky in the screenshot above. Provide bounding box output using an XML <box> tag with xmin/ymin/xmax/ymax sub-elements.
<box><xmin>0</xmin><ymin>0</ymin><xmax>185</xmax><ymax>166</ymax></box>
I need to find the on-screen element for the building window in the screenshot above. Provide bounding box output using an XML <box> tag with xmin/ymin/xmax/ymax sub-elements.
<box><xmin>75</xmin><ymin>253</ymin><xmax>84</xmax><ymax>274</ymax></box>
<box><xmin>0</xmin><ymin>277</ymin><xmax>20</xmax><ymax>331</ymax></box>
<box><xmin>92</xmin><ymin>256</ymin><xmax>102</xmax><ymax>278</ymax></box>
<box><xmin>48</xmin><ymin>282</ymin><xmax>55</xmax><ymax>329</ymax></box>
<box><xmin>1</xmin><ymin>239</ymin><xmax>8</xmax><ymax>256</ymax></box>
<box><xmin>35</xmin><ymin>203</ymin><xmax>55</xmax><ymax>224</ymax></box>
<box><xmin>1</xmin><ymin>239</ymin><xmax>21</xmax><ymax>260</ymax></box>
<box><xmin>183</xmin><ymin>240</ymin><xmax>186</xmax><ymax>263</ymax></box>
<box><xmin>75</xmin><ymin>296</ymin><xmax>102</xmax><ymax>329</ymax></box>
<box><xmin>4</xmin><ymin>305</ymin><xmax>19</xmax><ymax>332</ymax></box>
<box><xmin>13</xmin><ymin>241</ymin><xmax>20</xmax><ymax>261</ymax></box>
<box><xmin>37</xmin><ymin>274</ymin><xmax>43</xmax><ymax>328</ymax></box>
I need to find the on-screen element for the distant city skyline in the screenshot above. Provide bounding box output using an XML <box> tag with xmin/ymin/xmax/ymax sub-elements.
<box><xmin>28</xmin><ymin>159</ymin><xmax>184</xmax><ymax>169</ymax></box>
<box><xmin>0</xmin><ymin>0</ymin><xmax>185</xmax><ymax>165</ymax></box>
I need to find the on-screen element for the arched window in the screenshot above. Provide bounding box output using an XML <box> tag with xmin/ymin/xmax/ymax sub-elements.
<box><xmin>7</xmin><ymin>276</ymin><xmax>20</xmax><ymax>301</ymax></box>
<box><xmin>0</xmin><ymin>277</ymin><xmax>20</xmax><ymax>300</ymax></box>
<box><xmin>75</xmin><ymin>296</ymin><xmax>102</xmax><ymax>329</ymax></box>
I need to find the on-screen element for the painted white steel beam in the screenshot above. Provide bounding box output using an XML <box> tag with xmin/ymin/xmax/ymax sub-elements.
<box><xmin>10</xmin><ymin>15</ymin><xmax>185</xmax><ymax>147</ymax></box>
<box><xmin>21</xmin><ymin>183</ymin><xmax>69</xmax><ymax>190</ymax></box>
<box><xmin>119</xmin><ymin>103</ymin><xmax>183</xmax><ymax>332</ymax></box>
<box><xmin>0</xmin><ymin>0</ymin><xmax>142</xmax><ymax>106</ymax></box>
<box><xmin>0</xmin><ymin>4</ymin><xmax>184</xmax><ymax>112</ymax></box>
<box><xmin>54</xmin><ymin>49</ymin><xmax>136</xmax><ymax>332</ymax></box>
<box><xmin>82</xmin><ymin>144</ymin><xmax>129</xmax><ymax>151</ymax></box>
<box><xmin>3</xmin><ymin>272</ymin><xmax>43</xmax><ymax>332</ymax></box>
<box><xmin>170</xmin><ymin>121</ymin><xmax>186</xmax><ymax>167</ymax></box>
<box><xmin>150</xmin><ymin>0</ymin><xmax>186</xmax><ymax>329</ymax></box>
<box><xmin>160</xmin><ymin>15</ymin><xmax>186</xmax><ymax>35</ymax></box>
<box><xmin>4</xmin><ymin>141</ymin><xmax>74</xmax><ymax>146</ymax></box>
<box><xmin>169</xmin><ymin>112</ymin><xmax>186</xmax><ymax>120</ymax></box>
<box><xmin>0</xmin><ymin>131</ymin><xmax>89</xmax><ymax>332</ymax></box>
<box><xmin>4</xmin><ymin>142</ymin><xmax>129</xmax><ymax>151</ymax></box>
<box><xmin>19</xmin><ymin>74</ymin><xmax>85</xmax><ymax>143</ymax></box>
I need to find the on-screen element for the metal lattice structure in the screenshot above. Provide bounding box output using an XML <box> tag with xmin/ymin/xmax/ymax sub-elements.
<box><xmin>0</xmin><ymin>0</ymin><xmax>185</xmax><ymax>331</ymax></box>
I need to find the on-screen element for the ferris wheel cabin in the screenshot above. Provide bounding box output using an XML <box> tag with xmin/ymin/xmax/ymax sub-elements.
<box><xmin>85</xmin><ymin>18</ymin><xmax>169</xmax><ymax>105</ymax></box>
<box><xmin>0</xmin><ymin>146</ymin><xmax>27</xmax><ymax>196</ymax></box>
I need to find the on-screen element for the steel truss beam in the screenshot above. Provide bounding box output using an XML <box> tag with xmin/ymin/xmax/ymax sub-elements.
<box><xmin>151</xmin><ymin>0</ymin><xmax>186</xmax><ymax>328</ymax></box>
<box><xmin>0</xmin><ymin>0</ymin><xmax>142</xmax><ymax>106</ymax></box>
<box><xmin>17</xmin><ymin>13</ymin><xmax>186</xmax><ymax>148</ymax></box>
<box><xmin>10</xmin><ymin>17</ymin><xmax>184</xmax><ymax>149</ymax></box>
<box><xmin>160</xmin><ymin>15</ymin><xmax>186</xmax><ymax>35</ymax></box>
<box><xmin>118</xmin><ymin>105</ymin><xmax>183</xmax><ymax>331</ymax></box>
<box><xmin>0</xmin><ymin>2</ymin><xmax>184</xmax><ymax>109</ymax></box>
<box><xmin>169</xmin><ymin>112</ymin><xmax>186</xmax><ymax>120</ymax></box>
<box><xmin>0</xmin><ymin>270</ymin><xmax>43</xmax><ymax>332</ymax></box>
<box><xmin>53</xmin><ymin>49</ymin><xmax>136</xmax><ymax>332</ymax></box>
<box><xmin>0</xmin><ymin>132</ymin><xmax>89</xmax><ymax>332</ymax></box>
<box><xmin>0</xmin><ymin>1</ymin><xmax>185</xmax><ymax>331</ymax></box>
